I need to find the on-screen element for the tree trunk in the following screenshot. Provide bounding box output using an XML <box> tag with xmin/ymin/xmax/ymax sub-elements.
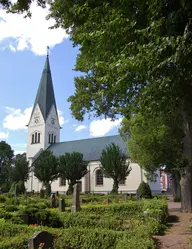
<box><xmin>67</xmin><ymin>180</ymin><xmax>74</xmax><ymax>195</ymax></box>
<box><xmin>45</xmin><ymin>182</ymin><xmax>51</xmax><ymax>197</ymax></box>
<box><xmin>112</xmin><ymin>179</ymin><xmax>119</xmax><ymax>194</ymax></box>
<box><xmin>180</xmin><ymin>110</ymin><xmax>192</xmax><ymax>212</ymax></box>
<box><xmin>171</xmin><ymin>171</ymin><xmax>181</xmax><ymax>200</ymax></box>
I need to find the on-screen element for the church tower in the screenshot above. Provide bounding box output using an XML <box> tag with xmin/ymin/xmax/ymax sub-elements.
<box><xmin>26</xmin><ymin>54</ymin><xmax>60</xmax><ymax>192</ymax></box>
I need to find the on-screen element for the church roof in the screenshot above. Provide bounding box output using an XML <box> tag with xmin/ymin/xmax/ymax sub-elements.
<box><xmin>49</xmin><ymin>135</ymin><xmax>129</xmax><ymax>161</ymax></box>
<box><xmin>30</xmin><ymin>55</ymin><xmax>58</xmax><ymax>122</ymax></box>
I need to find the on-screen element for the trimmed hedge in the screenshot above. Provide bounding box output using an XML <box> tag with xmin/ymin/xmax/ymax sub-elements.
<box><xmin>0</xmin><ymin>222</ymin><xmax>156</xmax><ymax>249</ymax></box>
<box><xmin>0</xmin><ymin>198</ymin><xmax>168</xmax><ymax>249</ymax></box>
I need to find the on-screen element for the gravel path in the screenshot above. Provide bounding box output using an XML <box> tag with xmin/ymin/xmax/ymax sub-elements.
<box><xmin>154</xmin><ymin>202</ymin><xmax>192</xmax><ymax>249</ymax></box>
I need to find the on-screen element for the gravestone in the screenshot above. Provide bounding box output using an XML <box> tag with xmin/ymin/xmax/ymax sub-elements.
<box><xmin>103</xmin><ymin>198</ymin><xmax>111</xmax><ymax>204</ymax></box>
<box><xmin>124</xmin><ymin>193</ymin><xmax>128</xmax><ymax>201</ymax></box>
<box><xmin>136</xmin><ymin>190</ymin><xmax>140</xmax><ymax>200</ymax></box>
<box><xmin>28</xmin><ymin>231</ymin><xmax>54</xmax><ymax>249</ymax></box>
<box><xmin>71</xmin><ymin>184</ymin><xmax>80</xmax><ymax>212</ymax></box>
<box><xmin>50</xmin><ymin>193</ymin><xmax>56</xmax><ymax>208</ymax></box>
<box><xmin>14</xmin><ymin>184</ymin><xmax>17</xmax><ymax>198</ymax></box>
<box><xmin>59</xmin><ymin>199</ymin><xmax>65</xmax><ymax>212</ymax></box>
<box><xmin>18</xmin><ymin>213</ymin><xmax>29</xmax><ymax>225</ymax></box>
<box><xmin>130</xmin><ymin>193</ymin><xmax>132</xmax><ymax>199</ymax></box>
<box><xmin>24</xmin><ymin>190</ymin><xmax>27</xmax><ymax>199</ymax></box>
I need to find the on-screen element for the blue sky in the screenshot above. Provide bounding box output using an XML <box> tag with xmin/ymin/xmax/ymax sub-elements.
<box><xmin>0</xmin><ymin>3</ymin><xmax>122</xmax><ymax>155</ymax></box>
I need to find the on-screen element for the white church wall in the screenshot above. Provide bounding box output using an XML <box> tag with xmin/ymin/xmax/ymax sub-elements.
<box><xmin>50</xmin><ymin>161</ymin><xmax>161</xmax><ymax>194</ymax></box>
<box><xmin>148</xmin><ymin>170</ymin><xmax>162</xmax><ymax>194</ymax></box>
<box><xmin>45</xmin><ymin>105</ymin><xmax>60</xmax><ymax>149</ymax></box>
<box><xmin>26</xmin><ymin>104</ymin><xmax>45</xmax><ymax>159</ymax></box>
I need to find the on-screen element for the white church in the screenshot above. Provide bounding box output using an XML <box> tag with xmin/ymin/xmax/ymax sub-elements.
<box><xmin>26</xmin><ymin>55</ymin><xmax>161</xmax><ymax>194</ymax></box>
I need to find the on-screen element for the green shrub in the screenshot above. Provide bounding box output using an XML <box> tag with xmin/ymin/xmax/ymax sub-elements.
<box><xmin>55</xmin><ymin>212</ymin><xmax>124</xmax><ymax>230</ymax></box>
<box><xmin>40</xmin><ymin>189</ymin><xmax>45</xmax><ymax>199</ymax></box>
<box><xmin>137</xmin><ymin>181</ymin><xmax>152</xmax><ymax>199</ymax></box>
<box><xmin>81</xmin><ymin>201</ymin><xmax>143</xmax><ymax>217</ymax></box>
<box><xmin>5</xmin><ymin>205</ymin><xmax>19</xmax><ymax>212</ymax></box>
<box><xmin>17</xmin><ymin>181</ymin><xmax>25</xmax><ymax>194</ymax></box>
<box><xmin>0</xmin><ymin>195</ymin><xmax>7</xmax><ymax>203</ymax></box>
<box><xmin>8</xmin><ymin>183</ymin><xmax>16</xmax><ymax>198</ymax></box>
<box><xmin>5</xmin><ymin>198</ymin><xmax>20</xmax><ymax>206</ymax></box>
<box><xmin>8</xmin><ymin>216</ymin><xmax>24</xmax><ymax>225</ymax></box>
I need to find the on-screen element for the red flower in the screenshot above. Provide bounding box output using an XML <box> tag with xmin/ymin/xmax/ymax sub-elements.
<box><xmin>39</xmin><ymin>242</ymin><xmax>45</xmax><ymax>247</ymax></box>
<box><xmin>53</xmin><ymin>237</ymin><xmax>56</xmax><ymax>241</ymax></box>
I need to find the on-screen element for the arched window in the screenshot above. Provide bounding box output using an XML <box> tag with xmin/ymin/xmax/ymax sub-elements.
<box><xmin>32</xmin><ymin>134</ymin><xmax>34</xmax><ymax>144</ymax></box>
<box><xmin>60</xmin><ymin>177</ymin><xmax>66</xmax><ymax>186</ymax></box>
<box><xmin>49</xmin><ymin>133</ymin><xmax>56</xmax><ymax>144</ymax></box>
<box><xmin>38</xmin><ymin>133</ymin><xmax>40</xmax><ymax>143</ymax></box>
<box><xmin>31</xmin><ymin>132</ymin><xmax>40</xmax><ymax>144</ymax></box>
<box><xmin>96</xmin><ymin>169</ymin><xmax>103</xmax><ymax>186</ymax></box>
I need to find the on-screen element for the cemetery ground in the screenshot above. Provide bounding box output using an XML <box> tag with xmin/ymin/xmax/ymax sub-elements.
<box><xmin>0</xmin><ymin>192</ymin><xmax>188</xmax><ymax>249</ymax></box>
<box><xmin>154</xmin><ymin>201</ymin><xmax>192</xmax><ymax>249</ymax></box>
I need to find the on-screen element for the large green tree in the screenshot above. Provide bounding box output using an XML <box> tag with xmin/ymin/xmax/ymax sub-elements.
<box><xmin>47</xmin><ymin>0</ymin><xmax>192</xmax><ymax>211</ymax></box>
<box><xmin>58</xmin><ymin>152</ymin><xmax>87</xmax><ymax>194</ymax></box>
<box><xmin>11</xmin><ymin>153</ymin><xmax>29</xmax><ymax>183</ymax></box>
<box><xmin>0</xmin><ymin>0</ymin><xmax>46</xmax><ymax>13</ymax></box>
<box><xmin>2</xmin><ymin>0</ymin><xmax>192</xmax><ymax>210</ymax></box>
<box><xmin>33</xmin><ymin>150</ymin><xmax>59</xmax><ymax>196</ymax></box>
<box><xmin>120</xmin><ymin>113</ymin><xmax>183</xmax><ymax>198</ymax></box>
<box><xmin>0</xmin><ymin>141</ymin><xmax>14</xmax><ymax>192</ymax></box>
<box><xmin>100</xmin><ymin>143</ymin><xmax>131</xmax><ymax>194</ymax></box>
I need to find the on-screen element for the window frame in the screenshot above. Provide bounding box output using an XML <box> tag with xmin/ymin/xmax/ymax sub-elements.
<box><xmin>60</xmin><ymin>177</ymin><xmax>66</xmax><ymax>186</ymax></box>
<box><xmin>95</xmin><ymin>169</ymin><xmax>104</xmax><ymax>186</ymax></box>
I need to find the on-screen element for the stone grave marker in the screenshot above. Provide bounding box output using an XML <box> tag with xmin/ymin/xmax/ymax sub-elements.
<box><xmin>103</xmin><ymin>198</ymin><xmax>111</xmax><ymax>204</ymax></box>
<box><xmin>28</xmin><ymin>231</ymin><xmax>54</xmax><ymax>249</ymax></box>
<box><xmin>130</xmin><ymin>193</ymin><xmax>132</xmax><ymax>199</ymax></box>
<box><xmin>136</xmin><ymin>190</ymin><xmax>140</xmax><ymax>200</ymax></box>
<box><xmin>59</xmin><ymin>199</ymin><xmax>65</xmax><ymax>212</ymax></box>
<box><xmin>50</xmin><ymin>193</ymin><xmax>56</xmax><ymax>208</ymax></box>
<box><xmin>124</xmin><ymin>193</ymin><xmax>128</xmax><ymax>201</ymax></box>
<box><xmin>71</xmin><ymin>183</ymin><xmax>80</xmax><ymax>212</ymax></box>
<box><xmin>24</xmin><ymin>190</ymin><xmax>27</xmax><ymax>199</ymax></box>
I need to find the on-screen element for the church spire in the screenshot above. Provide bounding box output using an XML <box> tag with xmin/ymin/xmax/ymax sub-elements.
<box><xmin>30</xmin><ymin>55</ymin><xmax>58</xmax><ymax>122</ymax></box>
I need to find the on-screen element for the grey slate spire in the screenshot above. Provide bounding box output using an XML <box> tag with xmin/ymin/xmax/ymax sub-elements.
<box><xmin>30</xmin><ymin>55</ymin><xmax>58</xmax><ymax>122</ymax></box>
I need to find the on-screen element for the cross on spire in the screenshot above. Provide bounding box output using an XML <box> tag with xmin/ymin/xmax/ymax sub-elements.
<box><xmin>47</xmin><ymin>46</ymin><xmax>49</xmax><ymax>57</ymax></box>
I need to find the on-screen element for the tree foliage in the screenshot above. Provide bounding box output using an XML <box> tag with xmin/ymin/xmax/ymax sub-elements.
<box><xmin>33</xmin><ymin>150</ymin><xmax>59</xmax><ymax>196</ymax></box>
<box><xmin>120</xmin><ymin>112</ymin><xmax>183</xmax><ymax>198</ymax></box>
<box><xmin>59</xmin><ymin>152</ymin><xmax>87</xmax><ymax>194</ymax></box>
<box><xmin>11</xmin><ymin>153</ymin><xmax>29</xmax><ymax>183</ymax></box>
<box><xmin>120</xmin><ymin>113</ymin><xmax>184</xmax><ymax>174</ymax></box>
<box><xmin>100</xmin><ymin>143</ymin><xmax>131</xmax><ymax>194</ymax></box>
<box><xmin>46</xmin><ymin>0</ymin><xmax>192</xmax><ymax>122</ymax></box>
<box><xmin>0</xmin><ymin>0</ymin><xmax>46</xmax><ymax>14</ymax></box>
<box><xmin>0</xmin><ymin>141</ymin><xmax>14</xmax><ymax>192</ymax></box>
<box><xmin>137</xmin><ymin>181</ymin><xmax>152</xmax><ymax>199</ymax></box>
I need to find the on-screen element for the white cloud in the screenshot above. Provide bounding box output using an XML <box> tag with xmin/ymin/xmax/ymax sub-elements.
<box><xmin>3</xmin><ymin>106</ymin><xmax>65</xmax><ymax>130</ymax></box>
<box><xmin>0</xmin><ymin>2</ymin><xmax>68</xmax><ymax>55</ymax></box>
<box><xmin>75</xmin><ymin>125</ymin><xmax>87</xmax><ymax>132</ymax></box>
<box><xmin>3</xmin><ymin>107</ymin><xmax>32</xmax><ymax>130</ymax></box>
<box><xmin>90</xmin><ymin>118</ymin><xmax>122</xmax><ymax>137</ymax></box>
<box><xmin>57</xmin><ymin>110</ymin><xmax>68</xmax><ymax>126</ymax></box>
<box><xmin>0</xmin><ymin>131</ymin><xmax>9</xmax><ymax>139</ymax></box>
